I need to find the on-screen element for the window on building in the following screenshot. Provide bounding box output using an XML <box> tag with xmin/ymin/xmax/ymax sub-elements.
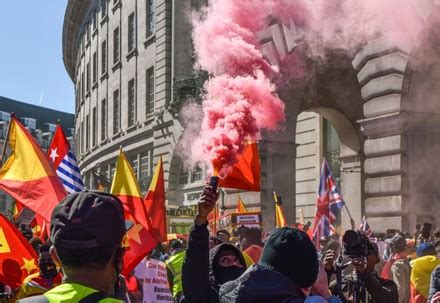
<box><xmin>101</xmin><ymin>40</ymin><xmax>107</xmax><ymax>74</ymax></box>
<box><xmin>22</xmin><ymin>118</ymin><xmax>36</xmax><ymax>130</ymax></box>
<box><xmin>146</xmin><ymin>0</ymin><xmax>155</xmax><ymax>36</ymax></box>
<box><xmin>46</xmin><ymin>123</ymin><xmax>57</xmax><ymax>132</ymax></box>
<box><xmin>0</xmin><ymin>112</ymin><xmax>10</xmax><ymax>121</ymax></box>
<box><xmin>191</xmin><ymin>164</ymin><xmax>203</xmax><ymax>183</ymax></box>
<box><xmin>113</xmin><ymin>89</ymin><xmax>120</xmax><ymax>134</ymax></box>
<box><xmin>92</xmin><ymin>52</ymin><xmax>97</xmax><ymax>83</ymax></box>
<box><xmin>128</xmin><ymin>13</ymin><xmax>136</xmax><ymax>52</ymax></box>
<box><xmin>85</xmin><ymin>114</ymin><xmax>90</xmax><ymax>151</ymax></box>
<box><xmin>140</xmin><ymin>151</ymin><xmax>151</xmax><ymax>180</ymax></box>
<box><xmin>86</xmin><ymin>23</ymin><xmax>91</xmax><ymax>42</ymax></box>
<box><xmin>128</xmin><ymin>79</ymin><xmax>136</xmax><ymax>126</ymax></box>
<box><xmin>130</xmin><ymin>154</ymin><xmax>139</xmax><ymax>178</ymax></box>
<box><xmin>323</xmin><ymin>118</ymin><xmax>341</xmax><ymax>187</ymax></box>
<box><xmin>81</xmin><ymin>120</ymin><xmax>85</xmax><ymax>152</ymax></box>
<box><xmin>92</xmin><ymin>107</ymin><xmax>97</xmax><ymax>146</ymax></box>
<box><xmin>92</xmin><ymin>8</ymin><xmax>97</xmax><ymax>30</ymax></box>
<box><xmin>86</xmin><ymin>62</ymin><xmax>91</xmax><ymax>92</ymax></box>
<box><xmin>146</xmin><ymin>67</ymin><xmax>155</xmax><ymax>115</ymax></box>
<box><xmin>101</xmin><ymin>0</ymin><xmax>108</xmax><ymax>18</ymax></box>
<box><xmin>179</xmin><ymin>166</ymin><xmax>189</xmax><ymax>185</ymax></box>
<box><xmin>113</xmin><ymin>27</ymin><xmax>120</xmax><ymax>64</ymax></box>
<box><xmin>101</xmin><ymin>99</ymin><xmax>107</xmax><ymax>141</ymax></box>
<box><xmin>110</xmin><ymin>162</ymin><xmax>116</xmax><ymax>180</ymax></box>
<box><xmin>81</xmin><ymin>71</ymin><xmax>85</xmax><ymax>98</ymax></box>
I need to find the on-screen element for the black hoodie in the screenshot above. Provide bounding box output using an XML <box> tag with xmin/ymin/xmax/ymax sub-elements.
<box><xmin>219</xmin><ymin>264</ymin><xmax>307</xmax><ymax>303</ymax></box>
<box><xmin>182</xmin><ymin>222</ymin><xmax>246</xmax><ymax>303</ymax></box>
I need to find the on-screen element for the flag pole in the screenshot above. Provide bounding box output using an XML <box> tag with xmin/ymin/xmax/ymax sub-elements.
<box><xmin>1</xmin><ymin>113</ymin><xmax>15</xmax><ymax>167</ymax></box>
<box><xmin>343</xmin><ymin>203</ymin><xmax>356</xmax><ymax>230</ymax></box>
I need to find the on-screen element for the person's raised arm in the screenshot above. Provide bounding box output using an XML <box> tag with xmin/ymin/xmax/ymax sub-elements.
<box><xmin>182</xmin><ymin>185</ymin><xmax>218</xmax><ymax>302</ymax></box>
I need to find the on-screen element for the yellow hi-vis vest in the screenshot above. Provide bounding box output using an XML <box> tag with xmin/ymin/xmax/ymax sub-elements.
<box><xmin>166</xmin><ymin>250</ymin><xmax>185</xmax><ymax>297</ymax></box>
<box><xmin>43</xmin><ymin>283</ymin><xmax>123</xmax><ymax>303</ymax></box>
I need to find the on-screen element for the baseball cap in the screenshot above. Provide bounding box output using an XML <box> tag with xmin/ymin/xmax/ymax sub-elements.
<box><xmin>385</xmin><ymin>234</ymin><xmax>407</xmax><ymax>251</ymax></box>
<box><xmin>51</xmin><ymin>191</ymin><xmax>126</xmax><ymax>249</ymax></box>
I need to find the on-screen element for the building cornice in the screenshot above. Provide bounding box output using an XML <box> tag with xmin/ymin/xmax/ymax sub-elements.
<box><xmin>62</xmin><ymin>0</ymin><xmax>93</xmax><ymax>82</ymax></box>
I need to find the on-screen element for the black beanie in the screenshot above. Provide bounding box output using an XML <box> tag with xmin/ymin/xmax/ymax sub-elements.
<box><xmin>259</xmin><ymin>227</ymin><xmax>319</xmax><ymax>288</ymax></box>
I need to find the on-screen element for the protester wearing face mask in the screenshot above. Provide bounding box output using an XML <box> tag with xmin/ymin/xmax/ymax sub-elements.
<box><xmin>219</xmin><ymin>227</ymin><xmax>319</xmax><ymax>302</ymax></box>
<box><xmin>182</xmin><ymin>185</ymin><xmax>247</xmax><ymax>303</ymax></box>
<box><xmin>16</xmin><ymin>244</ymin><xmax>62</xmax><ymax>300</ymax></box>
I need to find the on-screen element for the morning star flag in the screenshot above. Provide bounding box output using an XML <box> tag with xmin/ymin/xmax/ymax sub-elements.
<box><xmin>311</xmin><ymin>159</ymin><xmax>345</xmax><ymax>247</ymax></box>
<box><xmin>359</xmin><ymin>216</ymin><xmax>373</xmax><ymax>237</ymax></box>
<box><xmin>47</xmin><ymin>124</ymin><xmax>84</xmax><ymax>193</ymax></box>
<box><xmin>0</xmin><ymin>117</ymin><xmax>67</xmax><ymax>222</ymax></box>
<box><xmin>111</xmin><ymin>150</ymin><xmax>151</xmax><ymax>231</ymax></box>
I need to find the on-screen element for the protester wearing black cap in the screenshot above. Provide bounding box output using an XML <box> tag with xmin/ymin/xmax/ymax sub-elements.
<box><xmin>382</xmin><ymin>234</ymin><xmax>411</xmax><ymax>303</ymax></box>
<box><xmin>17</xmin><ymin>191</ymin><xmax>127</xmax><ymax>303</ymax></box>
<box><xmin>219</xmin><ymin>227</ymin><xmax>319</xmax><ymax>302</ymax></box>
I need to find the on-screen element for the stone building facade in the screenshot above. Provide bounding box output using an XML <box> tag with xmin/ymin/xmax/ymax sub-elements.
<box><xmin>64</xmin><ymin>0</ymin><xmax>440</xmax><ymax>234</ymax></box>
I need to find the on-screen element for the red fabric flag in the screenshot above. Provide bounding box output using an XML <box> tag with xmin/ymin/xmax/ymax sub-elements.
<box><xmin>46</xmin><ymin>124</ymin><xmax>69</xmax><ymax>169</ymax></box>
<box><xmin>144</xmin><ymin>157</ymin><xmax>167</xmax><ymax>244</ymax></box>
<box><xmin>219</xmin><ymin>143</ymin><xmax>260</xmax><ymax>191</ymax></box>
<box><xmin>0</xmin><ymin>117</ymin><xmax>67</xmax><ymax>222</ymax></box>
<box><xmin>122</xmin><ymin>223</ymin><xmax>157</xmax><ymax>276</ymax></box>
<box><xmin>0</xmin><ymin>214</ymin><xmax>38</xmax><ymax>289</ymax></box>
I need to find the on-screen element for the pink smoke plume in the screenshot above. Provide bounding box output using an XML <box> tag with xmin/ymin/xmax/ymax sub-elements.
<box><xmin>189</xmin><ymin>0</ymin><xmax>430</xmax><ymax>175</ymax></box>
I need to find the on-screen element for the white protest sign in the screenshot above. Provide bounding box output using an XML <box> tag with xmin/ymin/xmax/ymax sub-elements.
<box><xmin>135</xmin><ymin>258</ymin><xmax>173</xmax><ymax>303</ymax></box>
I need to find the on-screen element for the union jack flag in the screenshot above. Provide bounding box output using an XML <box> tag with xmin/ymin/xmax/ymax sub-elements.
<box><xmin>312</xmin><ymin>159</ymin><xmax>345</xmax><ymax>247</ymax></box>
<box><xmin>359</xmin><ymin>216</ymin><xmax>373</xmax><ymax>237</ymax></box>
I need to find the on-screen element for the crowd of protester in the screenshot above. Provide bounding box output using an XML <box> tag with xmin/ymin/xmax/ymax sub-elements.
<box><xmin>1</xmin><ymin>188</ymin><xmax>440</xmax><ymax>302</ymax></box>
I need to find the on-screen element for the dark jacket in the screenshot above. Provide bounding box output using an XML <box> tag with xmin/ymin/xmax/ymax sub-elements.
<box><xmin>329</xmin><ymin>270</ymin><xmax>398</xmax><ymax>303</ymax></box>
<box><xmin>428</xmin><ymin>265</ymin><xmax>440</xmax><ymax>302</ymax></box>
<box><xmin>219</xmin><ymin>264</ymin><xmax>307</xmax><ymax>303</ymax></box>
<box><xmin>182</xmin><ymin>222</ymin><xmax>245</xmax><ymax>303</ymax></box>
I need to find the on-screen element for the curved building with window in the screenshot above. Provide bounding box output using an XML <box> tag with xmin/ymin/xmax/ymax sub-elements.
<box><xmin>64</xmin><ymin>0</ymin><xmax>440</xmax><ymax>234</ymax></box>
<box><xmin>62</xmin><ymin>0</ymin><xmax>208</xmax><ymax>215</ymax></box>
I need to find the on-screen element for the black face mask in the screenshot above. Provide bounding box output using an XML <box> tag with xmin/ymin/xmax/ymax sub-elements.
<box><xmin>39</xmin><ymin>262</ymin><xmax>58</xmax><ymax>279</ymax></box>
<box><xmin>215</xmin><ymin>265</ymin><xmax>245</xmax><ymax>286</ymax></box>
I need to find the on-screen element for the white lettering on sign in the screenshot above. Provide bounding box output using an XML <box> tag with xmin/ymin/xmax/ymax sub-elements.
<box><xmin>135</xmin><ymin>258</ymin><xmax>173</xmax><ymax>303</ymax></box>
<box><xmin>236</xmin><ymin>215</ymin><xmax>260</xmax><ymax>224</ymax></box>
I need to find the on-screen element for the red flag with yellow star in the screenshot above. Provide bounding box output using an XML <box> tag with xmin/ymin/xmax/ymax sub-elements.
<box><xmin>122</xmin><ymin>223</ymin><xmax>157</xmax><ymax>276</ymax></box>
<box><xmin>0</xmin><ymin>214</ymin><xmax>38</xmax><ymax>289</ymax></box>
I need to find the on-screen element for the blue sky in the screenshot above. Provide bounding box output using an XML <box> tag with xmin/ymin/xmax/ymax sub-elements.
<box><xmin>0</xmin><ymin>1</ymin><xmax>74</xmax><ymax>114</ymax></box>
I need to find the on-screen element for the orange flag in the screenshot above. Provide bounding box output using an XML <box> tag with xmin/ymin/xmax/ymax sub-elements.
<box><xmin>0</xmin><ymin>214</ymin><xmax>38</xmax><ymax>289</ymax></box>
<box><xmin>274</xmin><ymin>192</ymin><xmax>287</xmax><ymax>228</ymax></box>
<box><xmin>144</xmin><ymin>156</ymin><xmax>167</xmax><ymax>244</ymax></box>
<box><xmin>0</xmin><ymin>117</ymin><xmax>67</xmax><ymax>222</ymax></box>
<box><xmin>219</xmin><ymin>142</ymin><xmax>260</xmax><ymax>191</ymax></box>
<box><xmin>111</xmin><ymin>151</ymin><xmax>150</xmax><ymax>231</ymax></box>
<box><xmin>236</xmin><ymin>196</ymin><xmax>248</xmax><ymax>213</ymax></box>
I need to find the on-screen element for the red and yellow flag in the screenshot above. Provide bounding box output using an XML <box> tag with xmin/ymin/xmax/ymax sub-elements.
<box><xmin>110</xmin><ymin>151</ymin><xmax>150</xmax><ymax>231</ymax></box>
<box><xmin>144</xmin><ymin>156</ymin><xmax>167</xmax><ymax>244</ymax></box>
<box><xmin>236</xmin><ymin>196</ymin><xmax>248</xmax><ymax>213</ymax></box>
<box><xmin>0</xmin><ymin>214</ymin><xmax>38</xmax><ymax>289</ymax></box>
<box><xmin>219</xmin><ymin>142</ymin><xmax>260</xmax><ymax>191</ymax></box>
<box><xmin>0</xmin><ymin>117</ymin><xmax>67</xmax><ymax>222</ymax></box>
<box><xmin>122</xmin><ymin>223</ymin><xmax>157</xmax><ymax>276</ymax></box>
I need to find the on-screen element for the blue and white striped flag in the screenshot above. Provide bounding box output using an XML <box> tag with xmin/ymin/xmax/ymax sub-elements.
<box><xmin>47</xmin><ymin>125</ymin><xmax>84</xmax><ymax>194</ymax></box>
